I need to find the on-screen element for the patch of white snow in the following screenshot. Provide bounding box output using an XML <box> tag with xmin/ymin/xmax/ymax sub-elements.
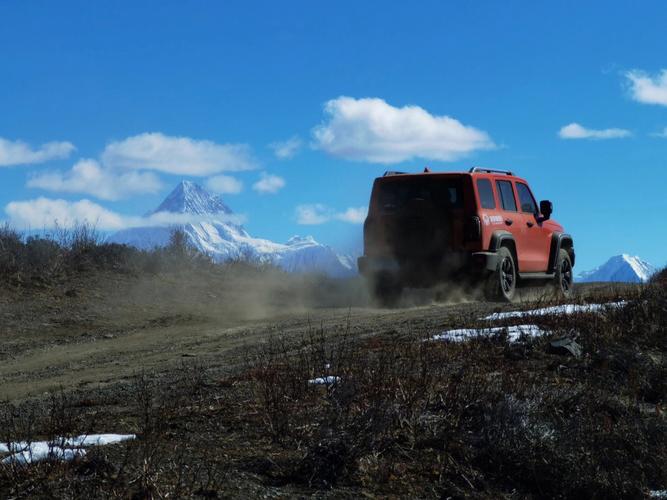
<box><xmin>1</xmin><ymin>433</ymin><xmax>136</xmax><ymax>465</ymax></box>
<box><xmin>482</xmin><ymin>302</ymin><xmax>625</xmax><ymax>321</ymax></box>
<box><xmin>308</xmin><ymin>376</ymin><xmax>341</xmax><ymax>385</ymax></box>
<box><xmin>432</xmin><ymin>324</ymin><xmax>547</xmax><ymax>343</ymax></box>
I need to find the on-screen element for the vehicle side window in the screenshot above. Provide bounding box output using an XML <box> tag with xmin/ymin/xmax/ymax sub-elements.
<box><xmin>495</xmin><ymin>180</ymin><xmax>517</xmax><ymax>212</ymax></box>
<box><xmin>476</xmin><ymin>178</ymin><xmax>496</xmax><ymax>209</ymax></box>
<box><xmin>516</xmin><ymin>182</ymin><xmax>537</xmax><ymax>214</ymax></box>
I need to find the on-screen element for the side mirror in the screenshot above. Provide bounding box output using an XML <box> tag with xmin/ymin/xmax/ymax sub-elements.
<box><xmin>539</xmin><ymin>200</ymin><xmax>553</xmax><ymax>220</ymax></box>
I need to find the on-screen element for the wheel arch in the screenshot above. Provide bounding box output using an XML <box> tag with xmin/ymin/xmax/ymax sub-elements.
<box><xmin>489</xmin><ymin>230</ymin><xmax>519</xmax><ymax>273</ymax></box>
<box><xmin>549</xmin><ymin>233</ymin><xmax>575</xmax><ymax>271</ymax></box>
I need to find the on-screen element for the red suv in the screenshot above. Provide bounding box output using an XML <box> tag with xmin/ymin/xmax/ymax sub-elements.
<box><xmin>358</xmin><ymin>167</ymin><xmax>575</xmax><ymax>304</ymax></box>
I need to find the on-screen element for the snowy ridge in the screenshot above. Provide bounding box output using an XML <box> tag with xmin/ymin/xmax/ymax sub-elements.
<box><xmin>109</xmin><ymin>181</ymin><xmax>356</xmax><ymax>277</ymax></box>
<box><xmin>576</xmin><ymin>254</ymin><xmax>656</xmax><ymax>283</ymax></box>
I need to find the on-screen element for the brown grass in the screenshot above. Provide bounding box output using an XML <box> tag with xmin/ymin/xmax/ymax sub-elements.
<box><xmin>0</xmin><ymin>227</ymin><xmax>664</xmax><ymax>497</ymax></box>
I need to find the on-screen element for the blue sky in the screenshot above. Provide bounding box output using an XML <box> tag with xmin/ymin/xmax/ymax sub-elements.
<box><xmin>1</xmin><ymin>1</ymin><xmax>667</xmax><ymax>271</ymax></box>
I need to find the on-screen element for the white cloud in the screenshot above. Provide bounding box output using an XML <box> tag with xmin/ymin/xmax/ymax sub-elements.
<box><xmin>312</xmin><ymin>96</ymin><xmax>495</xmax><ymax>164</ymax></box>
<box><xmin>101</xmin><ymin>132</ymin><xmax>256</xmax><ymax>175</ymax></box>
<box><xmin>5</xmin><ymin>198</ymin><xmax>245</xmax><ymax>231</ymax></box>
<box><xmin>252</xmin><ymin>172</ymin><xmax>285</xmax><ymax>194</ymax></box>
<box><xmin>335</xmin><ymin>206</ymin><xmax>367</xmax><ymax>224</ymax></box>
<box><xmin>625</xmin><ymin>69</ymin><xmax>667</xmax><ymax>106</ymax></box>
<box><xmin>205</xmin><ymin>175</ymin><xmax>243</xmax><ymax>194</ymax></box>
<box><xmin>650</xmin><ymin>127</ymin><xmax>667</xmax><ymax>138</ymax></box>
<box><xmin>295</xmin><ymin>204</ymin><xmax>331</xmax><ymax>225</ymax></box>
<box><xmin>27</xmin><ymin>159</ymin><xmax>163</xmax><ymax>201</ymax></box>
<box><xmin>5</xmin><ymin>198</ymin><xmax>126</xmax><ymax>231</ymax></box>
<box><xmin>0</xmin><ymin>138</ymin><xmax>75</xmax><ymax>167</ymax></box>
<box><xmin>295</xmin><ymin>204</ymin><xmax>367</xmax><ymax>225</ymax></box>
<box><xmin>270</xmin><ymin>136</ymin><xmax>302</xmax><ymax>159</ymax></box>
<box><xmin>558</xmin><ymin>123</ymin><xmax>631</xmax><ymax>140</ymax></box>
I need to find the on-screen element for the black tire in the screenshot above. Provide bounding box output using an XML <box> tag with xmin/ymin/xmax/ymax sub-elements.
<box><xmin>371</xmin><ymin>272</ymin><xmax>402</xmax><ymax>308</ymax></box>
<box><xmin>484</xmin><ymin>246</ymin><xmax>517</xmax><ymax>302</ymax></box>
<box><xmin>554</xmin><ymin>249</ymin><xmax>574</xmax><ymax>298</ymax></box>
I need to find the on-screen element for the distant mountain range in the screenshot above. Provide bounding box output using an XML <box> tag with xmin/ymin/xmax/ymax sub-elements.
<box><xmin>108</xmin><ymin>181</ymin><xmax>357</xmax><ymax>277</ymax></box>
<box><xmin>576</xmin><ymin>254</ymin><xmax>656</xmax><ymax>283</ymax></box>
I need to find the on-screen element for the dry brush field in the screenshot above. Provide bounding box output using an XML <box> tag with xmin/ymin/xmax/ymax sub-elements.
<box><xmin>0</xmin><ymin>228</ymin><xmax>665</xmax><ymax>498</ymax></box>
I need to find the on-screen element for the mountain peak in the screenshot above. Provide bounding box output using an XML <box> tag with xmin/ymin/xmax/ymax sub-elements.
<box><xmin>152</xmin><ymin>181</ymin><xmax>233</xmax><ymax>216</ymax></box>
<box><xmin>577</xmin><ymin>254</ymin><xmax>656</xmax><ymax>283</ymax></box>
<box><xmin>108</xmin><ymin>182</ymin><xmax>356</xmax><ymax>277</ymax></box>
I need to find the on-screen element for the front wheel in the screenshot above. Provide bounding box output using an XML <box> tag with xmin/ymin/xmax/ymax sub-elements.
<box><xmin>554</xmin><ymin>249</ymin><xmax>574</xmax><ymax>298</ymax></box>
<box><xmin>484</xmin><ymin>247</ymin><xmax>517</xmax><ymax>302</ymax></box>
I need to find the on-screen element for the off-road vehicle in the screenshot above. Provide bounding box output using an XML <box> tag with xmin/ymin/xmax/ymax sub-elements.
<box><xmin>358</xmin><ymin>167</ymin><xmax>575</xmax><ymax>304</ymax></box>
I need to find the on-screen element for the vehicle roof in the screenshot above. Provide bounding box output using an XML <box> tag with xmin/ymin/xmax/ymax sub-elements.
<box><xmin>378</xmin><ymin>168</ymin><xmax>529</xmax><ymax>184</ymax></box>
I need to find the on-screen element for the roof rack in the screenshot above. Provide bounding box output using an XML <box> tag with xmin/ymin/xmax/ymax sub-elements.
<box><xmin>383</xmin><ymin>171</ymin><xmax>407</xmax><ymax>176</ymax></box>
<box><xmin>469</xmin><ymin>167</ymin><xmax>514</xmax><ymax>176</ymax></box>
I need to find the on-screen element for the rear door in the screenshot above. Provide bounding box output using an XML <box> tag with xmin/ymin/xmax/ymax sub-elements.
<box><xmin>494</xmin><ymin>179</ymin><xmax>529</xmax><ymax>270</ymax></box>
<box><xmin>475</xmin><ymin>176</ymin><xmax>503</xmax><ymax>250</ymax></box>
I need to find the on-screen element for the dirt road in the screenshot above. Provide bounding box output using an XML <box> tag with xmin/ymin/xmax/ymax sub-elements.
<box><xmin>0</xmin><ymin>269</ymin><xmax>631</xmax><ymax>401</ymax></box>
<box><xmin>0</xmin><ymin>272</ymin><xmax>498</xmax><ymax>401</ymax></box>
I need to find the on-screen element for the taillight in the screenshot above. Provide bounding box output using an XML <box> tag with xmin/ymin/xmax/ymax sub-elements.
<box><xmin>464</xmin><ymin>216</ymin><xmax>481</xmax><ymax>241</ymax></box>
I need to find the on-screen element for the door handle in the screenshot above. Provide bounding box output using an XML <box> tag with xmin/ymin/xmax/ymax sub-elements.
<box><xmin>526</xmin><ymin>221</ymin><xmax>534</xmax><ymax>228</ymax></box>
<box><xmin>505</xmin><ymin>219</ymin><xmax>513</xmax><ymax>226</ymax></box>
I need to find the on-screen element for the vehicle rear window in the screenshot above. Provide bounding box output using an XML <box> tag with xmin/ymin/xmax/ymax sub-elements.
<box><xmin>495</xmin><ymin>180</ymin><xmax>517</xmax><ymax>212</ymax></box>
<box><xmin>377</xmin><ymin>178</ymin><xmax>463</xmax><ymax>212</ymax></box>
<box><xmin>476</xmin><ymin>179</ymin><xmax>496</xmax><ymax>209</ymax></box>
<box><xmin>516</xmin><ymin>182</ymin><xmax>537</xmax><ymax>213</ymax></box>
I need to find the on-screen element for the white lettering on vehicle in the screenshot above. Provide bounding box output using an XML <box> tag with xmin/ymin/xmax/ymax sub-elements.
<box><xmin>483</xmin><ymin>214</ymin><xmax>503</xmax><ymax>226</ymax></box>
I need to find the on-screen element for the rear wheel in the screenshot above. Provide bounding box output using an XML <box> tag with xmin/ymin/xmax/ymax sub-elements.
<box><xmin>370</xmin><ymin>272</ymin><xmax>403</xmax><ymax>308</ymax></box>
<box><xmin>554</xmin><ymin>249</ymin><xmax>574</xmax><ymax>298</ymax></box>
<box><xmin>484</xmin><ymin>246</ymin><xmax>517</xmax><ymax>302</ymax></box>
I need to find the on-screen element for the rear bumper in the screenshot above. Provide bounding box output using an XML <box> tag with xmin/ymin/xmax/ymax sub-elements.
<box><xmin>358</xmin><ymin>251</ymin><xmax>499</xmax><ymax>283</ymax></box>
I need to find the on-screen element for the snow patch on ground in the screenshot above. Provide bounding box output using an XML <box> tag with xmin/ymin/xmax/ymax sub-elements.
<box><xmin>1</xmin><ymin>434</ymin><xmax>136</xmax><ymax>464</ymax></box>
<box><xmin>482</xmin><ymin>302</ymin><xmax>625</xmax><ymax>321</ymax></box>
<box><xmin>432</xmin><ymin>324</ymin><xmax>547</xmax><ymax>343</ymax></box>
<box><xmin>308</xmin><ymin>376</ymin><xmax>341</xmax><ymax>385</ymax></box>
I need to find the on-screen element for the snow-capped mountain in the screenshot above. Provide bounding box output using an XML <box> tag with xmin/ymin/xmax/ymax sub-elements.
<box><xmin>576</xmin><ymin>254</ymin><xmax>656</xmax><ymax>283</ymax></box>
<box><xmin>108</xmin><ymin>181</ymin><xmax>357</xmax><ymax>277</ymax></box>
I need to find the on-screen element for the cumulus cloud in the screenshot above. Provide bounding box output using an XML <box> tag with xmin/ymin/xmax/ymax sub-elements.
<box><xmin>205</xmin><ymin>175</ymin><xmax>243</xmax><ymax>194</ymax></box>
<box><xmin>5</xmin><ymin>198</ymin><xmax>126</xmax><ymax>231</ymax></box>
<box><xmin>101</xmin><ymin>132</ymin><xmax>256</xmax><ymax>175</ymax></box>
<box><xmin>625</xmin><ymin>69</ymin><xmax>667</xmax><ymax>106</ymax></box>
<box><xmin>0</xmin><ymin>138</ymin><xmax>75</xmax><ymax>167</ymax></box>
<box><xmin>295</xmin><ymin>204</ymin><xmax>367</xmax><ymax>225</ymax></box>
<box><xmin>295</xmin><ymin>204</ymin><xmax>331</xmax><ymax>225</ymax></box>
<box><xmin>270</xmin><ymin>136</ymin><xmax>302</xmax><ymax>159</ymax></box>
<box><xmin>252</xmin><ymin>172</ymin><xmax>285</xmax><ymax>194</ymax></box>
<box><xmin>27</xmin><ymin>159</ymin><xmax>163</xmax><ymax>201</ymax></box>
<box><xmin>335</xmin><ymin>206</ymin><xmax>368</xmax><ymax>224</ymax></box>
<box><xmin>4</xmin><ymin>197</ymin><xmax>245</xmax><ymax>231</ymax></box>
<box><xmin>558</xmin><ymin>123</ymin><xmax>631</xmax><ymax>140</ymax></box>
<box><xmin>312</xmin><ymin>97</ymin><xmax>495</xmax><ymax>164</ymax></box>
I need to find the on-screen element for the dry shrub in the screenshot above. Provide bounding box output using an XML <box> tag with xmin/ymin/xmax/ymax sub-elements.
<box><xmin>243</xmin><ymin>285</ymin><xmax>667</xmax><ymax>496</ymax></box>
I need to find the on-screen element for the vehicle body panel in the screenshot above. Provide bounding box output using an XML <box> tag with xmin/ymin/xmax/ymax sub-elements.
<box><xmin>360</xmin><ymin>168</ymin><xmax>572</xmax><ymax>288</ymax></box>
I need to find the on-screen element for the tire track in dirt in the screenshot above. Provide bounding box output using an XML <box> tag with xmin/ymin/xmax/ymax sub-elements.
<box><xmin>0</xmin><ymin>302</ymin><xmax>485</xmax><ymax>401</ymax></box>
